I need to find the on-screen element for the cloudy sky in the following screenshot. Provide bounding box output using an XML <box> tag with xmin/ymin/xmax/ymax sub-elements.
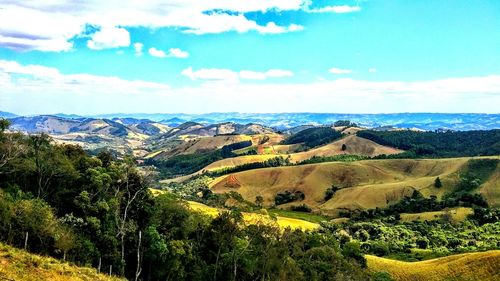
<box><xmin>0</xmin><ymin>0</ymin><xmax>499</xmax><ymax>115</ymax></box>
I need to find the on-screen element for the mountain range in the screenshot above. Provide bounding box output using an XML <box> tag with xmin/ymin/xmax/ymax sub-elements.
<box><xmin>2</xmin><ymin>111</ymin><xmax>499</xmax><ymax>131</ymax></box>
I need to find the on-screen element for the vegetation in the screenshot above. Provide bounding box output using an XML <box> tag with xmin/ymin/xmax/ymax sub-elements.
<box><xmin>358</xmin><ymin>129</ymin><xmax>500</xmax><ymax>157</ymax></box>
<box><xmin>275</xmin><ymin>191</ymin><xmax>306</xmax><ymax>205</ymax></box>
<box><xmin>282</xmin><ymin>127</ymin><xmax>343</xmax><ymax>149</ymax></box>
<box><xmin>334</xmin><ymin>120</ymin><xmax>358</xmax><ymax>127</ymax></box>
<box><xmin>205</xmin><ymin>156</ymin><xmax>291</xmax><ymax>177</ymax></box>
<box><xmin>298</xmin><ymin>154</ymin><xmax>367</xmax><ymax>165</ymax></box>
<box><xmin>148</xmin><ymin>140</ymin><xmax>253</xmax><ymax>178</ymax></box>
<box><xmin>366</xmin><ymin>250</ymin><xmax>500</xmax><ymax>281</ymax></box>
<box><xmin>0</xmin><ymin>120</ymin><xmax>376</xmax><ymax>280</ymax></box>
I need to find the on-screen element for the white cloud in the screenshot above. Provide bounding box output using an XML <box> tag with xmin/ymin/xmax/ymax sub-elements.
<box><xmin>307</xmin><ymin>5</ymin><xmax>361</xmax><ymax>13</ymax></box>
<box><xmin>239</xmin><ymin>69</ymin><xmax>294</xmax><ymax>80</ymax></box>
<box><xmin>133</xmin><ymin>43</ymin><xmax>144</xmax><ymax>57</ymax></box>
<box><xmin>369</xmin><ymin>68</ymin><xmax>377</xmax><ymax>73</ymax></box>
<box><xmin>149</xmin><ymin>47</ymin><xmax>189</xmax><ymax>58</ymax></box>
<box><xmin>1</xmin><ymin>60</ymin><xmax>499</xmax><ymax>115</ymax></box>
<box><xmin>183</xmin><ymin>67</ymin><xmax>293</xmax><ymax>81</ymax></box>
<box><xmin>0</xmin><ymin>1</ymin><xmax>308</xmax><ymax>52</ymax></box>
<box><xmin>168</xmin><ymin>48</ymin><xmax>189</xmax><ymax>58</ymax></box>
<box><xmin>181</xmin><ymin>67</ymin><xmax>239</xmax><ymax>82</ymax></box>
<box><xmin>148</xmin><ymin>47</ymin><xmax>167</xmax><ymax>58</ymax></box>
<box><xmin>87</xmin><ymin>26</ymin><xmax>130</xmax><ymax>50</ymax></box>
<box><xmin>329</xmin><ymin>67</ymin><xmax>352</xmax><ymax>74</ymax></box>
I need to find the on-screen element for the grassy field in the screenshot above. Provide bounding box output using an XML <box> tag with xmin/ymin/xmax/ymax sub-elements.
<box><xmin>209</xmin><ymin>157</ymin><xmax>499</xmax><ymax>214</ymax></box>
<box><xmin>266</xmin><ymin>209</ymin><xmax>331</xmax><ymax>224</ymax></box>
<box><xmin>367</xmin><ymin>250</ymin><xmax>500</xmax><ymax>281</ymax></box>
<box><xmin>0</xmin><ymin>243</ymin><xmax>123</xmax><ymax>281</ymax></box>
<box><xmin>399</xmin><ymin>207</ymin><xmax>473</xmax><ymax>223</ymax></box>
<box><xmin>186</xmin><ymin>201</ymin><xmax>319</xmax><ymax>231</ymax></box>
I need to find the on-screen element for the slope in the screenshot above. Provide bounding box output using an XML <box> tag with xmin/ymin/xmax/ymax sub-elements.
<box><xmin>0</xmin><ymin>243</ymin><xmax>122</xmax><ymax>281</ymax></box>
<box><xmin>366</xmin><ymin>250</ymin><xmax>500</xmax><ymax>281</ymax></box>
<box><xmin>209</xmin><ymin>157</ymin><xmax>499</xmax><ymax>214</ymax></box>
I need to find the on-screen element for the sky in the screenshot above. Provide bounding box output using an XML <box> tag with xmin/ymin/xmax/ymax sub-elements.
<box><xmin>0</xmin><ymin>0</ymin><xmax>499</xmax><ymax>115</ymax></box>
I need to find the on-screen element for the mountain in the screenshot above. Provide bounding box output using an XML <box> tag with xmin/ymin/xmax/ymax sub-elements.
<box><xmin>9</xmin><ymin>115</ymin><xmax>82</xmax><ymax>134</ymax></box>
<box><xmin>0</xmin><ymin>111</ymin><xmax>17</xmax><ymax>118</ymax></box>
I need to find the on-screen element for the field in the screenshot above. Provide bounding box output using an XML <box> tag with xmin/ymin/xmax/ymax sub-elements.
<box><xmin>367</xmin><ymin>250</ymin><xmax>500</xmax><ymax>281</ymax></box>
<box><xmin>210</xmin><ymin>157</ymin><xmax>499</xmax><ymax>214</ymax></box>
<box><xmin>399</xmin><ymin>207</ymin><xmax>473</xmax><ymax>223</ymax></box>
<box><xmin>0</xmin><ymin>243</ymin><xmax>123</xmax><ymax>281</ymax></box>
<box><xmin>186</xmin><ymin>201</ymin><xmax>319</xmax><ymax>231</ymax></box>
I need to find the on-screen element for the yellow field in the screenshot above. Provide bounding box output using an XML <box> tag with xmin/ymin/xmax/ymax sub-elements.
<box><xmin>0</xmin><ymin>243</ymin><xmax>123</xmax><ymax>281</ymax></box>
<box><xmin>209</xmin><ymin>157</ymin><xmax>499</xmax><ymax>214</ymax></box>
<box><xmin>187</xmin><ymin>201</ymin><xmax>319</xmax><ymax>231</ymax></box>
<box><xmin>367</xmin><ymin>250</ymin><xmax>500</xmax><ymax>281</ymax></box>
<box><xmin>400</xmin><ymin>207</ymin><xmax>473</xmax><ymax>223</ymax></box>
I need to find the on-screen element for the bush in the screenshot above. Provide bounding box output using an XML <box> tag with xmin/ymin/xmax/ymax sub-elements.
<box><xmin>291</xmin><ymin>204</ymin><xmax>312</xmax><ymax>213</ymax></box>
<box><xmin>275</xmin><ymin>191</ymin><xmax>305</xmax><ymax>205</ymax></box>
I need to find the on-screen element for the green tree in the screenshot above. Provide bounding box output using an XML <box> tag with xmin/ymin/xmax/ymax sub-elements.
<box><xmin>434</xmin><ymin>177</ymin><xmax>442</xmax><ymax>188</ymax></box>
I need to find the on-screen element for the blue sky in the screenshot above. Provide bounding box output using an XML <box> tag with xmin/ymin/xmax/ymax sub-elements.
<box><xmin>0</xmin><ymin>0</ymin><xmax>499</xmax><ymax>115</ymax></box>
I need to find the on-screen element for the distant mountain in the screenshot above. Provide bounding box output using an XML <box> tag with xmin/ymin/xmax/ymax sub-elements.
<box><xmin>61</xmin><ymin>113</ymin><xmax>500</xmax><ymax>131</ymax></box>
<box><xmin>5</xmin><ymin>113</ymin><xmax>500</xmax><ymax>132</ymax></box>
<box><xmin>0</xmin><ymin>111</ymin><xmax>18</xmax><ymax>118</ymax></box>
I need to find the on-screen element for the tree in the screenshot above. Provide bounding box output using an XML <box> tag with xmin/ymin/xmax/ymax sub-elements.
<box><xmin>434</xmin><ymin>177</ymin><xmax>442</xmax><ymax>188</ymax></box>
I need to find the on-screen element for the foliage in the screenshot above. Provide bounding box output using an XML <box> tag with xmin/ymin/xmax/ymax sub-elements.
<box><xmin>298</xmin><ymin>154</ymin><xmax>367</xmax><ymax>165</ymax></box>
<box><xmin>334</xmin><ymin>120</ymin><xmax>358</xmax><ymax>127</ymax></box>
<box><xmin>283</xmin><ymin>127</ymin><xmax>343</xmax><ymax>149</ymax></box>
<box><xmin>275</xmin><ymin>190</ymin><xmax>305</xmax><ymax>205</ymax></box>
<box><xmin>205</xmin><ymin>156</ymin><xmax>291</xmax><ymax>177</ymax></box>
<box><xmin>148</xmin><ymin>140</ymin><xmax>253</xmax><ymax>178</ymax></box>
<box><xmin>291</xmin><ymin>204</ymin><xmax>313</xmax><ymax>213</ymax></box>
<box><xmin>324</xmin><ymin>185</ymin><xmax>340</xmax><ymax>201</ymax></box>
<box><xmin>358</xmin><ymin>129</ymin><xmax>500</xmax><ymax>157</ymax></box>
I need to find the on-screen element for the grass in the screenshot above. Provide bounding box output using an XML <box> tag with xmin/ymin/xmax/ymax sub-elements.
<box><xmin>186</xmin><ymin>201</ymin><xmax>319</xmax><ymax>231</ymax></box>
<box><xmin>367</xmin><ymin>250</ymin><xmax>500</xmax><ymax>281</ymax></box>
<box><xmin>0</xmin><ymin>243</ymin><xmax>123</xmax><ymax>281</ymax></box>
<box><xmin>399</xmin><ymin>207</ymin><xmax>473</xmax><ymax>223</ymax></box>
<box><xmin>209</xmin><ymin>157</ymin><xmax>500</xmax><ymax>214</ymax></box>
<box><xmin>266</xmin><ymin>209</ymin><xmax>330</xmax><ymax>224</ymax></box>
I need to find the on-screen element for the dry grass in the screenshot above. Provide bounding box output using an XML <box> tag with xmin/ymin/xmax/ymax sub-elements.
<box><xmin>399</xmin><ymin>207</ymin><xmax>473</xmax><ymax>223</ymax></box>
<box><xmin>186</xmin><ymin>201</ymin><xmax>319</xmax><ymax>231</ymax></box>
<box><xmin>209</xmin><ymin>157</ymin><xmax>494</xmax><ymax>214</ymax></box>
<box><xmin>367</xmin><ymin>250</ymin><xmax>500</xmax><ymax>281</ymax></box>
<box><xmin>0</xmin><ymin>243</ymin><xmax>123</xmax><ymax>281</ymax></box>
<box><xmin>289</xmin><ymin>135</ymin><xmax>403</xmax><ymax>162</ymax></box>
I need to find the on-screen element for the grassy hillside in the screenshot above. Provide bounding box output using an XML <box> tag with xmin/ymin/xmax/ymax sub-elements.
<box><xmin>185</xmin><ymin>135</ymin><xmax>401</xmax><ymax>176</ymax></box>
<box><xmin>209</xmin><ymin>157</ymin><xmax>499</xmax><ymax>214</ymax></box>
<box><xmin>399</xmin><ymin>207</ymin><xmax>473</xmax><ymax>223</ymax></box>
<box><xmin>367</xmin><ymin>250</ymin><xmax>500</xmax><ymax>281</ymax></box>
<box><xmin>0</xmin><ymin>243</ymin><xmax>122</xmax><ymax>281</ymax></box>
<box><xmin>186</xmin><ymin>201</ymin><xmax>319</xmax><ymax>231</ymax></box>
<box><xmin>289</xmin><ymin>135</ymin><xmax>403</xmax><ymax>162</ymax></box>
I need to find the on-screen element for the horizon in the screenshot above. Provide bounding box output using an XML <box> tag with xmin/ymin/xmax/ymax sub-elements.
<box><xmin>1</xmin><ymin>0</ymin><xmax>500</xmax><ymax>115</ymax></box>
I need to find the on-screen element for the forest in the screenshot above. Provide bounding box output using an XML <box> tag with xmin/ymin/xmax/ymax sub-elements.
<box><xmin>358</xmin><ymin>129</ymin><xmax>500</xmax><ymax>157</ymax></box>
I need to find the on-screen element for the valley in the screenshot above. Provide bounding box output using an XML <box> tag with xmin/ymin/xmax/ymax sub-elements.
<box><xmin>1</xmin><ymin>113</ymin><xmax>499</xmax><ymax>281</ymax></box>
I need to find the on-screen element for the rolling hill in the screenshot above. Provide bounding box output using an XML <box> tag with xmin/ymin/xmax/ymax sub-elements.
<box><xmin>366</xmin><ymin>250</ymin><xmax>500</xmax><ymax>281</ymax></box>
<box><xmin>209</xmin><ymin>157</ymin><xmax>499</xmax><ymax>214</ymax></box>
